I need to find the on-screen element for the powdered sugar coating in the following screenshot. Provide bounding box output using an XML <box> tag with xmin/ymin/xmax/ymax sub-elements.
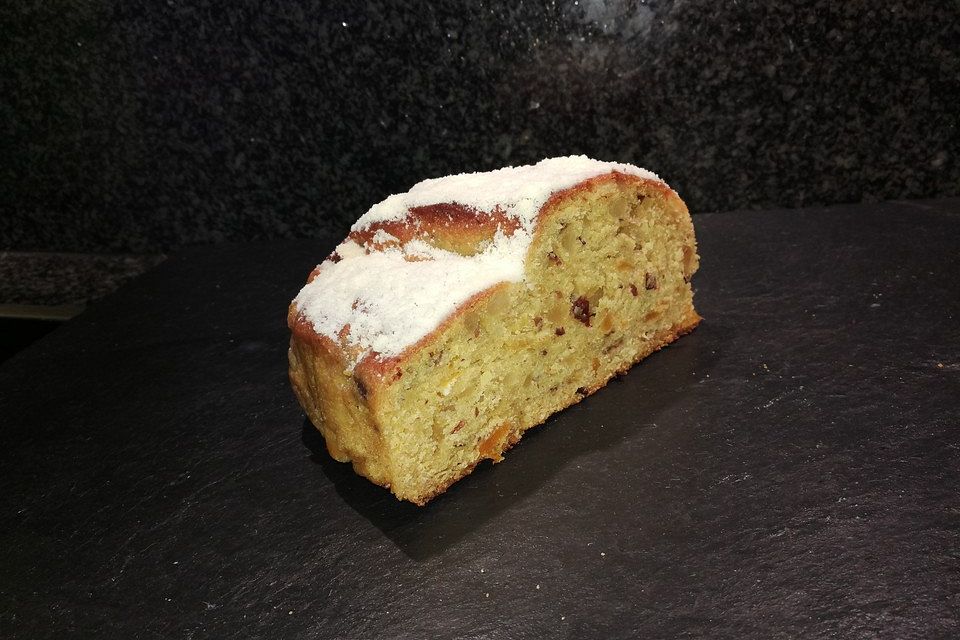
<box><xmin>294</xmin><ymin>156</ymin><xmax>662</xmax><ymax>368</ymax></box>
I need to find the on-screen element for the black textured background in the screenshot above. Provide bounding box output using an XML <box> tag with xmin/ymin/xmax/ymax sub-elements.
<box><xmin>3</xmin><ymin>1</ymin><xmax>959</xmax><ymax>253</ymax></box>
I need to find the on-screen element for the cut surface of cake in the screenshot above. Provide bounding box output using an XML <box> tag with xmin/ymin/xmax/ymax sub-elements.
<box><xmin>288</xmin><ymin>156</ymin><xmax>700</xmax><ymax>505</ymax></box>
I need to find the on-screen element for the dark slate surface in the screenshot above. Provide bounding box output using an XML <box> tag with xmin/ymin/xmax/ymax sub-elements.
<box><xmin>4</xmin><ymin>2</ymin><xmax>959</xmax><ymax>253</ymax></box>
<box><xmin>1</xmin><ymin>199</ymin><xmax>958</xmax><ymax>639</ymax></box>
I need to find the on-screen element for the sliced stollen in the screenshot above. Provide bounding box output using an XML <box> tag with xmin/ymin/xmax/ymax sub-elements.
<box><xmin>288</xmin><ymin>156</ymin><xmax>700</xmax><ymax>505</ymax></box>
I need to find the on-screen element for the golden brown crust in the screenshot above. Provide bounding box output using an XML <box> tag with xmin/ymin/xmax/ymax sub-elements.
<box><xmin>348</xmin><ymin>203</ymin><xmax>521</xmax><ymax>256</ymax></box>
<box><xmin>287</xmin><ymin>308</ymin><xmax>392</xmax><ymax>484</ymax></box>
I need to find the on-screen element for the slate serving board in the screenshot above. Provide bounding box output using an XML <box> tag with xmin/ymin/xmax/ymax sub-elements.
<box><xmin>2</xmin><ymin>200</ymin><xmax>958</xmax><ymax>639</ymax></box>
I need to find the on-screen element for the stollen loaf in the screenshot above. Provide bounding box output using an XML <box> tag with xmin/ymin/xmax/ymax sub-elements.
<box><xmin>288</xmin><ymin>156</ymin><xmax>700</xmax><ymax>505</ymax></box>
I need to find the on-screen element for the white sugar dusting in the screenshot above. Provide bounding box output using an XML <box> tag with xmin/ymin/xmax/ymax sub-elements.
<box><xmin>294</xmin><ymin>156</ymin><xmax>662</xmax><ymax>367</ymax></box>
<box><xmin>370</xmin><ymin>228</ymin><xmax>398</xmax><ymax>245</ymax></box>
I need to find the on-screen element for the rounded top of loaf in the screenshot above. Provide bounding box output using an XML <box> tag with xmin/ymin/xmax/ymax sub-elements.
<box><xmin>292</xmin><ymin>156</ymin><xmax>666</xmax><ymax>370</ymax></box>
<box><xmin>353</xmin><ymin>156</ymin><xmax>660</xmax><ymax>233</ymax></box>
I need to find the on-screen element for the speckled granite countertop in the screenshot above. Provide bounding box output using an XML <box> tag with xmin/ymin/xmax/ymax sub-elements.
<box><xmin>0</xmin><ymin>252</ymin><xmax>165</xmax><ymax>314</ymax></box>
<box><xmin>4</xmin><ymin>1</ymin><xmax>958</xmax><ymax>254</ymax></box>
